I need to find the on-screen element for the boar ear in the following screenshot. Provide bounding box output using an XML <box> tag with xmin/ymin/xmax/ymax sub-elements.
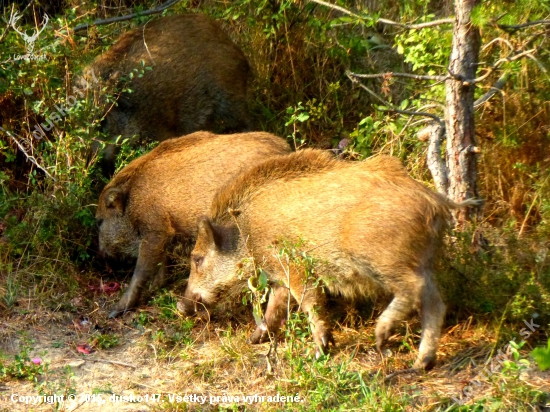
<box><xmin>104</xmin><ymin>187</ymin><xmax>126</xmax><ymax>213</ymax></box>
<box><xmin>197</xmin><ymin>218</ymin><xmax>234</xmax><ymax>251</ymax></box>
<box><xmin>197</xmin><ymin>218</ymin><xmax>217</xmax><ymax>248</ymax></box>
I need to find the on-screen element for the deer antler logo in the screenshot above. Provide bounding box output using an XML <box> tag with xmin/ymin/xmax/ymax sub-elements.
<box><xmin>10</xmin><ymin>11</ymin><xmax>49</xmax><ymax>54</ymax></box>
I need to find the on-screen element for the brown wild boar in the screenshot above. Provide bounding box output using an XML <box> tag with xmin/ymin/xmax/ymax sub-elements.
<box><xmin>83</xmin><ymin>14</ymin><xmax>252</xmax><ymax>175</ymax></box>
<box><xmin>180</xmin><ymin>149</ymin><xmax>480</xmax><ymax>370</ymax></box>
<box><xmin>96</xmin><ymin>131</ymin><xmax>291</xmax><ymax>318</ymax></box>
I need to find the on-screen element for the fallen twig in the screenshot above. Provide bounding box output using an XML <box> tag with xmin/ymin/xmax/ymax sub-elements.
<box><xmin>384</xmin><ymin>367</ymin><xmax>419</xmax><ymax>382</ymax></box>
<box><xmin>88</xmin><ymin>358</ymin><xmax>137</xmax><ymax>369</ymax></box>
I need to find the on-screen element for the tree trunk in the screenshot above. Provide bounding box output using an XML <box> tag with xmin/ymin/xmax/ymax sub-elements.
<box><xmin>445</xmin><ymin>0</ymin><xmax>481</xmax><ymax>225</ymax></box>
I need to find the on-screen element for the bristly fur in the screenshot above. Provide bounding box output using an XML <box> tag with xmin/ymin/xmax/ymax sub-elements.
<box><xmin>210</xmin><ymin>149</ymin><xmax>453</xmax><ymax>226</ymax></box>
<box><xmin>104</xmin><ymin>132</ymin><xmax>217</xmax><ymax>189</ymax></box>
<box><xmin>211</xmin><ymin>149</ymin><xmax>338</xmax><ymax>222</ymax></box>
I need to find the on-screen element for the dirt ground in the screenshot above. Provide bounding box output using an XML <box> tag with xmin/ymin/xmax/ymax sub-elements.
<box><xmin>1</xmin><ymin>301</ymin><xmax>549</xmax><ymax>412</ymax></box>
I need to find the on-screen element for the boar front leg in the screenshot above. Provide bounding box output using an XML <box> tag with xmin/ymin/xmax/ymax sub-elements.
<box><xmin>288</xmin><ymin>279</ymin><xmax>334</xmax><ymax>357</ymax></box>
<box><xmin>249</xmin><ymin>286</ymin><xmax>288</xmax><ymax>344</ymax></box>
<box><xmin>109</xmin><ymin>232</ymin><xmax>168</xmax><ymax>318</ymax></box>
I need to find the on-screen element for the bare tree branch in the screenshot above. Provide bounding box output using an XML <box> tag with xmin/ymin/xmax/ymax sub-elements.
<box><xmin>473</xmin><ymin>48</ymin><xmax>537</xmax><ymax>83</ymax></box>
<box><xmin>347</xmin><ymin>71</ymin><xmax>448</xmax><ymax>82</ymax></box>
<box><xmin>497</xmin><ymin>19</ymin><xmax>550</xmax><ymax>32</ymax></box>
<box><xmin>425</xmin><ymin>123</ymin><xmax>448</xmax><ymax>194</ymax></box>
<box><xmin>345</xmin><ymin>71</ymin><xmax>444</xmax><ymax>125</ymax></box>
<box><xmin>0</xmin><ymin>127</ymin><xmax>56</xmax><ymax>181</ymax></box>
<box><xmin>307</xmin><ymin>0</ymin><xmax>363</xmax><ymax>19</ymax></box>
<box><xmin>73</xmin><ymin>0</ymin><xmax>182</xmax><ymax>33</ymax></box>
<box><xmin>308</xmin><ymin>0</ymin><xmax>453</xmax><ymax>29</ymax></box>
<box><xmin>378</xmin><ymin>17</ymin><xmax>454</xmax><ymax>29</ymax></box>
<box><xmin>474</xmin><ymin>73</ymin><xmax>510</xmax><ymax>107</ymax></box>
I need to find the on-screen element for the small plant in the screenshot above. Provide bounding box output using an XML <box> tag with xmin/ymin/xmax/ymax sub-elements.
<box><xmin>240</xmin><ymin>262</ymin><xmax>270</xmax><ymax>330</ymax></box>
<box><xmin>135</xmin><ymin>311</ymin><xmax>151</xmax><ymax>329</ymax></box>
<box><xmin>285</xmin><ymin>102</ymin><xmax>310</xmax><ymax>150</ymax></box>
<box><xmin>3</xmin><ymin>272</ymin><xmax>19</xmax><ymax>308</ymax></box>
<box><xmin>36</xmin><ymin>365</ymin><xmax>77</xmax><ymax>411</ymax></box>
<box><xmin>92</xmin><ymin>333</ymin><xmax>119</xmax><ymax>350</ymax></box>
<box><xmin>530</xmin><ymin>340</ymin><xmax>550</xmax><ymax>371</ymax></box>
<box><xmin>501</xmin><ymin>340</ymin><xmax>531</xmax><ymax>375</ymax></box>
<box><xmin>151</xmin><ymin>291</ymin><xmax>179</xmax><ymax>320</ymax></box>
<box><xmin>0</xmin><ymin>344</ymin><xmax>47</xmax><ymax>381</ymax></box>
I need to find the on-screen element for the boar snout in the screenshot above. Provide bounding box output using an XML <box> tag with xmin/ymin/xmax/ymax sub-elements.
<box><xmin>177</xmin><ymin>294</ymin><xmax>203</xmax><ymax>317</ymax></box>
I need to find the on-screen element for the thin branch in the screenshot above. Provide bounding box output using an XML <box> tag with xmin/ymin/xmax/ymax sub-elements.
<box><xmin>347</xmin><ymin>71</ymin><xmax>448</xmax><ymax>82</ymax></box>
<box><xmin>473</xmin><ymin>48</ymin><xmax>536</xmax><ymax>83</ymax></box>
<box><xmin>378</xmin><ymin>17</ymin><xmax>454</xmax><ymax>29</ymax></box>
<box><xmin>88</xmin><ymin>358</ymin><xmax>137</xmax><ymax>368</ymax></box>
<box><xmin>308</xmin><ymin>0</ymin><xmax>362</xmax><ymax>19</ymax></box>
<box><xmin>73</xmin><ymin>0</ymin><xmax>182</xmax><ymax>33</ymax></box>
<box><xmin>0</xmin><ymin>4</ymin><xmax>15</xmax><ymax>43</ymax></box>
<box><xmin>308</xmin><ymin>0</ymin><xmax>453</xmax><ymax>29</ymax></box>
<box><xmin>481</xmin><ymin>37</ymin><xmax>515</xmax><ymax>52</ymax></box>
<box><xmin>497</xmin><ymin>20</ymin><xmax>550</xmax><ymax>33</ymax></box>
<box><xmin>474</xmin><ymin>73</ymin><xmax>510</xmax><ymax>107</ymax></box>
<box><xmin>345</xmin><ymin>71</ymin><xmax>444</xmax><ymax>125</ymax></box>
<box><xmin>0</xmin><ymin>127</ymin><xmax>56</xmax><ymax>181</ymax></box>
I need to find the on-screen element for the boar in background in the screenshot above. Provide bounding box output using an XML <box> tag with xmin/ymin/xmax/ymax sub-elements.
<box><xmin>83</xmin><ymin>14</ymin><xmax>252</xmax><ymax>175</ymax></box>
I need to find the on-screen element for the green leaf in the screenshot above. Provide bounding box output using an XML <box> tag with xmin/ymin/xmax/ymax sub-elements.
<box><xmin>258</xmin><ymin>270</ymin><xmax>268</xmax><ymax>290</ymax></box>
<box><xmin>530</xmin><ymin>341</ymin><xmax>550</xmax><ymax>371</ymax></box>
<box><xmin>296</xmin><ymin>113</ymin><xmax>310</xmax><ymax>122</ymax></box>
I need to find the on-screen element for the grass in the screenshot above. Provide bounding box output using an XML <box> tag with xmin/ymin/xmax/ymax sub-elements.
<box><xmin>0</xmin><ymin>273</ymin><xmax>548</xmax><ymax>411</ymax></box>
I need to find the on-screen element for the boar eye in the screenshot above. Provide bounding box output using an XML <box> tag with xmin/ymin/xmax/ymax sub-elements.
<box><xmin>96</xmin><ymin>218</ymin><xmax>103</xmax><ymax>227</ymax></box>
<box><xmin>192</xmin><ymin>255</ymin><xmax>204</xmax><ymax>267</ymax></box>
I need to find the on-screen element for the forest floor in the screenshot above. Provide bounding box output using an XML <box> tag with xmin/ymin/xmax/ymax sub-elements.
<box><xmin>0</xmin><ymin>287</ymin><xmax>549</xmax><ymax>412</ymax></box>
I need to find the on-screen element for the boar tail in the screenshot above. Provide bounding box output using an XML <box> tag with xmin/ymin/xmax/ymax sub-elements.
<box><xmin>445</xmin><ymin>197</ymin><xmax>483</xmax><ymax>209</ymax></box>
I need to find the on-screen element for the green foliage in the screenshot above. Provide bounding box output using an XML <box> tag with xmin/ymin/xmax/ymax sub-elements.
<box><xmin>151</xmin><ymin>291</ymin><xmax>179</xmax><ymax>320</ymax></box>
<box><xmin>473</xmin><ymin>0</ymin><xmax>550</xmax><ymax>27</ymax></box>
<box><xmin>501</xmin><ymin>340</ymin><xmax>531</xmax><ymax>374</ymax></box>
<box><xmin>279</xmin><ymin>313</ymin><xmax>408</xmax><ymax>410</ymax></box>
<box><xmin>0</xmin><ymin>341</ymin><xmax>47</xmax><ymax>382</ymax></box>
<box><xmin>395</xmin><ymin>24</ymin><xmax>451</xmax><ymax>73</ymax></box>
<box><xmin>530</xmin><ymin>340</ymin><xmax>550</xmax><ymax>371</ymax></box>
<box><xmin>93</xmin><ymin>333</ymin><xmax>119</xmax><ymax>350</ymax></box>
<box><xmin>439</xmin><ymin>228</ymin><xmax>550</xmax><ymax>327</ymax></box>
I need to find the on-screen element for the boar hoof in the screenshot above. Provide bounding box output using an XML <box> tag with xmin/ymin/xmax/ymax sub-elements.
<box><xmin>375</xmin><ymin>325</ymin><xmax>393</xmax><ymax>352</ymax></box>
<box><xmin>108</xmin><ymin>309</ymin><xmax>122</xmax><ymax>319</ymax></box>
<box><xmin>313</xmin><ymin>326</ymin><xmax>334</xmax><ymax>357</ymax></box>
<box><xmin>413</xmin><ymin>355</ymin><xmax>436</xmax><ymax>371</ymax></box>
<box><xmin>109</xmin><ymin>304</ymin><xmax>131</xmax><ymax>318</ymax></box>
<box><xmin>248</xmin><ymin>325</ymin><xmax>270</xmax><ymax>344</ymax></box>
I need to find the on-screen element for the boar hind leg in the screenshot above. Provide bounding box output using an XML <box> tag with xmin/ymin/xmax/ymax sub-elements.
<box><xmin>249</xmin><ymin>286</ymin><xmax>288</xmax><ymax>344</ymax></box>
<box><xmin>375</xmin><ymin>294</ymin><xmax>416</xmax><ymax>352</ymax></box>
<box><xmin>414</xmin><ymin>276</ymin><xmax>445</xmax><ymax>371</ymax></box>
<box><xmin>109</xmin><ymin>234</ymin><xmax>168</xmax><ymax>318</ymax></box>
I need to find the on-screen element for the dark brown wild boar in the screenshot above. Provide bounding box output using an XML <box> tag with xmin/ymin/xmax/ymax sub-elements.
<box><xmin>83</xmin><ymin>14</ymin><xmax>252</xmax><ymax>175</ymax></box>
<box><xmin>96</xmin><ymin>131</ymin><xmax>291</xmax><ymax>318</ymax></box>
<box><xmin>180</xmin><ymin>149</ymin><xmax>480</xmax><ymax>370</ymax></box>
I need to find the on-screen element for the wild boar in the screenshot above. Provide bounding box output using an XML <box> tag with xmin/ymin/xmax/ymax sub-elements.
<box><xmin>83</xmin><ymin>14</ymin><xmax>252</xmax><ymax>175</ymax></box>
<box><xmin>180</xmin><ymin>149</ymin><xmax>480</xmax><ymax>370</ymax></box>
<box><xmin>96</xmin><ymin>131</ymin><xmax>291</xmax><ymax>318</ymax></box>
